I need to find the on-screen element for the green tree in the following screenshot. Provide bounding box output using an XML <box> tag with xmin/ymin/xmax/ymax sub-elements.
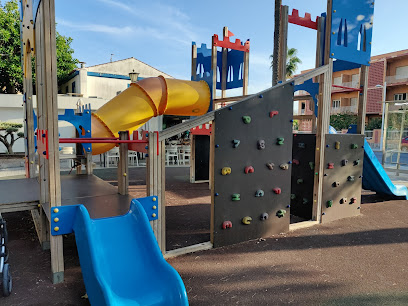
<box><xmin>366</xmin><ymin>117</ymin><xmax>382</xmax><ymax>130</ymax></box>
<box><xmin>330</xmin><ymin>113</ymin><xmax>358</xmax><ymax>131</ymax></box>
<box><xmin>270</xmin><ymin>47</ymin><xmax>302</xmax><ymax>81</ymax></box>
<box><xmin>0</xmin><ymin>122</ymin><xmax>24</xmax><ymax>154</ymax></box>
<box><xmin>0</xmin><ymin>0</ymin><xmax>78</xmax><ymax>94</ymax></box>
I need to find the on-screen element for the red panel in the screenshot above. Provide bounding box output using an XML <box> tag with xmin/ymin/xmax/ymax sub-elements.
<box><xmin>367</xmin><ymin>88</ymin><xmax>383</xmax><ymax>114</ymax></box>
<box><xmin>288</xmin><ymin>8</ymin><xmax>318</xmax><ymax>30</ymax></box>
<box><xmin>37</xmin><ymin>129</ymin><xmax>49</xmax><ymax>159</ymax></box>
<box><xmin>190</xmin><ymin>124</ymin><xmax>212</xmax><ymax>135</ymax></box>
<box><xmin>213</xmin><ymin>34</ymin><xmax>250</xmax><ymax>52</ymax></box>
<box><xmin>128</xmin><ymin>130</ymin><xmax>149</xmax><ymax>153</ymax></box>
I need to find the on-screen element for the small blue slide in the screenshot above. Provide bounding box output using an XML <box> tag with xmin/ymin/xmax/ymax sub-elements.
<box><xmin>52</xmin><ymin>197</ymin><xmax>188</xmax><ymax>305</ymax></box>
<box><xmin>362</xmin><ymin>139</ymin><xmax>408</xmax><ymax>199</ymax></box>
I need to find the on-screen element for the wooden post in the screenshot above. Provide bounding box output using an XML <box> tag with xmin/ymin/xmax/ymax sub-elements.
<box><xmin>35</xmin><ymin>0</ymin><xmax>64</xmax><ymax>284</ymax></box>
<box><xmin>191</xmin><ymin>43</ymin><xmax>197</xmax><ymax>81</ymax></box>
<box><xmin>211</xmin><ymin>35</ymin><xmax>218</xmax><ymax>105</ymax></box>
<box><xmin>160</xmin><ymin>140</ymin><xmax>166</xmax><ymax>253</ymax></box>
<box><xmin>209</xmin><ymin>121</ymin><xmax>215</xmax><ymax>242</ymax></box>
<box><xmin>243</xmin><ymin>49</ymin><xmax>249</xmax><ymax>96</ymax></box>
<box><xmin>221</xmin><ymin>27</ymin><xmax>228</xmax><ymax>99</ymax></box>
<box><xmin>381</xmin><ymin>103</ymin><xmax>389</xmax><ymax>166</ymax></box>
<box><xmin>117</xmin><ymin>131</ymin><xmax>129</xmax><ymax>195</ymax></box>
<box><xmin>189</xmin><ymin>133</ymin><xmax>196</xmax><ymax>183</ymax></box>
<box><xmin>85</xmin><ymin>151</ymin><xmax>93</xmax><ymax>175</ymax></box>
<box><xmin>356</xmin><ymin>65</ymin><xmax>369</xmax><ymax>134</ymax></box>
<box><xmin>278</xmin><ymin>5</ymin><xmax>288</xmax><ymax>82</ymax></box>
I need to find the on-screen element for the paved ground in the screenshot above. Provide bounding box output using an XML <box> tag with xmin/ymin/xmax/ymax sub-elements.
<box><xmin>1</xmin><ymin>168</ymin><xmax>407</xmax><ymax>305</ymax></box>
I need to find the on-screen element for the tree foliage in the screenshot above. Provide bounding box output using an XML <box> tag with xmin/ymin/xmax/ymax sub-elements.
<box><xmin>366</xmin><ymin>117</ymin><xmax>382</xmax><ymax>130</ymax></box>
<box><xmin>330</xmin><ymin>113</ymin><xmax>358</xmax><ymax>131</ymax></box>
<box><xmin>270</xmin><ymin>47</ymin><xmax>302</xmax><ymax>80</ymax></box>
<box><xmin>0</xmin><ymin>121</ymin><xmax>24</xmax><ymax>154</ymax></box>
<box><xmin>0</xmin><ymin>0</ymin><xmax>78</xmax><ymax>93</ymax></box>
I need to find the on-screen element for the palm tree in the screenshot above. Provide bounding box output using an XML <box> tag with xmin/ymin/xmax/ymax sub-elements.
<box><xmin>270</xmin><ymin>47</ymin><xmax>302</xmax><ymax>80</ymax></box>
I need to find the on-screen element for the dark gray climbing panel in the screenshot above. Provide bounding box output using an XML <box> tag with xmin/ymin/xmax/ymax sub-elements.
<box><xmin>291</xmin><ymin>134</ymin><xmax>316</xmax><ymax>220</ymax></box>
<box><xmin>213</xmin><ymin>83</ymin><xmax>294</xmax><ymax>247</ymax></box>
<box><xmin>193</xmin><ymin>135</ymin><xmax>210</xmax><ymax>181</ymax></box>
<box><xmin>321</xmin><ymin>134</ymin><xmax>364</xmax><ymax>223</ymax></box>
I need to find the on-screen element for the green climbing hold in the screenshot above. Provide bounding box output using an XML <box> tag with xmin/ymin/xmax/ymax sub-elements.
<box><xmin>309</xmin><ymin>162</ymin><xmax>315</xmax><ymax>170</ymax></box>
<box><xmin>290</xmin><ymin>194</ymin><xmax>296</xmax><ymax>200</ymax></box>
<box><xmin>231</xmin><ymin>194</ymin><xmax>241</xmax><ymax>201</ymax></box>
<box><xmin>242</xmin><ymin>116</ymin><xmax>251</xmax><ymax>124</ymax></box>
<box><xmin>347</xmin><ymin>175</ymin><xmax>355</xmax><ymax>182</ymax></box>
<box><xmin>351</xmin><ymin>143</ymin><xmax>358</xmax><ymax>149</ymax></box>
<box><xmin>354</xmin><ymin>159</ymin><xmax>360</xmax><ymax>166</ymax></box>
<box><xmin>297</xmin><ymin>178</ymin><xmax>303</xmax><ymax>184</ymax></box>
<box><xmin>276</xmin><ymin>209</ymin><xmax>286</xmax><ymax>218</ymax></box>
<box><xmin>302</xmin><ymin>198</ymin><xmax>308</xmax><ymax>204</ymax></box>
<box><xmin>327</xmin><ymin>200</ymin><xmax>333</xmax><ymax>208</ymax></box>
<box><xmin>277</xmin><ymin>137</ymin><xmax>284</xmax><ymax>145</ymax></box>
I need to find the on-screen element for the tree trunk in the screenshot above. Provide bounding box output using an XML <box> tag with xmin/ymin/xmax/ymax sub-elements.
<box><xmin>6</xmin><ymin>143</ymin><xmax>13</xmax><ymax>154</ymax></box>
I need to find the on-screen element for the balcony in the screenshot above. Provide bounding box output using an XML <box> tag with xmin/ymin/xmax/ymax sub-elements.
<box><xmin>385</xmin><ymin>75</ymin><xmax>408</xmax><ymax>86</ymax></box>
<box><xmin>330</xmin><ymin>105</ymin><xmax>358</xmax><ymax>114</ymax></box>
<box><xmin>332</xmin><ymin>81</ymin><xmax>360</xmax><ymax>92</ymax></box>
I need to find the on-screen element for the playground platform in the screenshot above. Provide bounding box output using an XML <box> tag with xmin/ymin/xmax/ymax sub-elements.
<box><xmin>0</xmin><ymin>175</ymin><xmax>132</xmax><ymax>218</ymax></box>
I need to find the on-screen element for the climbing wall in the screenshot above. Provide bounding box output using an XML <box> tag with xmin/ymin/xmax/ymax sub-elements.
<box><xmin>193</xmin><ymin>135</ymin><xmax>210</xmax><ymax>181</ymax></box>
<box><xmin>291</xmin><ymin>134</ymin><xmax>316</xmax><ymax>220</ymax></box>
<box><xmin>212</xmin><ymin>83</ymin><xmax>294</xmax><ymax>247</ymax></box>
<box><xmin>321</xmin><ymin>134</ymin><xmax>364</xmax><ymax>223</ymax></box>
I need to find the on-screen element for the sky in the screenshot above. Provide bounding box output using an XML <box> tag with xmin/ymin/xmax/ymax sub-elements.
<box><xmin>55</xmin><ymin>0</ymin><xmax>408</xmax><ymax>95</ymax></box>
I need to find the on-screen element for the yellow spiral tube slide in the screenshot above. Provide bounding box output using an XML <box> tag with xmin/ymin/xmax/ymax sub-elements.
<box><xmin>91</xmin><ymin>76</ymin><xmax>211</xmax><ymax>155</ymax></box>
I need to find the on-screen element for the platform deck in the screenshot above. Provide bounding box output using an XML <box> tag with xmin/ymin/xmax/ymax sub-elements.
<box><xmin>0</xmin><ymin>175</ymin><xmax>132</xmax><ymax>218</ymax></box>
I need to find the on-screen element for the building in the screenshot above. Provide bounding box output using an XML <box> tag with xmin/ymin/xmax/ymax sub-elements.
<box><xmin>59</xmin><ymin>57</ymin><xmax>173</xmax><ymax>100</ymax></box>
<box><xmin>296</xmin><ymin>49</ymin><xmax>408</xmax><ymax>131</ymax></box>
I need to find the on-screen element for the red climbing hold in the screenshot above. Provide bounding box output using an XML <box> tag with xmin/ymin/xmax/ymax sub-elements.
<box><xmin>244</xmin><ymin>166</ymin><xmax>255</xmax><ymax>174</ymax></box>
<box><xmin>270</xmin><ymin>111</ymin><xmax>279</xmax><ymax>118</ymax></box>
<box><xmin>222</xmin><ymin>221</ymin><xmax>233</xmax><ymax>229</ymax></box>
<box><xmin>327</xmin><ymin>163</ymin><xmax>334</xmax><ymax>169</ymax></box>
<box><xmin>273</xmin><ymin>188</ymin><xmax>282</xmax><ymax>194</ymax></box>
<box><xmin>292</xmin><ymin>159</ymin><xmax>299</xmax><ymax>165</ymax></box>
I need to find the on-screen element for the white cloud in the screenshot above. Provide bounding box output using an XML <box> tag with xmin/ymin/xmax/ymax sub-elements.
<box><xmin>57</xmin><ymin>19</ymin><xmax>133</xmax><ymax>35</ymax></box>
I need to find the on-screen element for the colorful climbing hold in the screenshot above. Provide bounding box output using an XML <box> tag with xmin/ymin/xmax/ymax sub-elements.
<box><xmin>270</xmin><ymin>110</ymin><xmax>279</xmax><ymax>118</ymax></box>
<box><xmin>297</xmin><ymin>179</ymin><xmax>304</xmax><ymax>184</ymax></box>
<box><xmin>255</xmin><ymin>190</ymin><xmax>265</xmax><ymax>197</ymax></box>
<box><xmin>327</xmin><ymin>163</ymin><xmax>334</xmax><ymax>169</ymax></box>
<box><xmin>347</xmin><ymin>175</ymin><xmax>355</xmax><ymax>182</ymax></box>
<box><xmin>280</xmin><ymin>163</ymin><xmax>289</xmax><ymax>170</ymax></box>
<box><xmin>327</xmin><ymin>200</ymin><xmax>333</xmax><ymax>207</ymax></box>
<box><xmin>335</xmin><ymin>141</ymin><xmax>340</xmax><ymax>150</ymax></box>
<box><xmin>340</xmin><ymin>197</ymin><xmax>348</xmax><ymax>204</ymax></box>
<box><xmin>350</xmin><ymin>197</ymin><xmax>357</xmax><ymax>204</ymax></box>
<box><xmin>354</xmin><ymin>159</ymin><xmax>360</xmax><ymax>166</ymax></box>
<box><xmin>273</xmin><ymin>187</ymin><xmax>282</xmax><ymax>194</ymax></box>
<box><xmin>260</xmin><ymin>213</ymin><xmax>269</xmax><ymax>221</ymax></box>
<box><xmin>244</xmin><ymin>166</ymin><xmax>255</xmax><ymax>174</ymax></box>
<box><xmin>266</xmin><ymin>163</ymin><xmax>275</xmax><ymax>170</ymax></box>
<box><xmin>242</xmin><ymin>116</ymin><xmax>251</xmax><ymax>124</ymax></box>
<box><xmin>222</xmin><ymin>221</ymin><xmax>233</xmax><ymax>229</ymax></box>
<box><xmin>333</xmin><ymin>181</ymin><xmax>340</xmax><ymax>187</ymax></box>
<box><xmin>215</xmin><ymin>144</ymin><xmax>220</xmax><ymax>148</ymax></box>
<box><xmin>351</xmin><ymin>143</ymin><xmax>358</xmax><ymax>149</ymax></box>
<box><xmin>221</xmin><ymin>167</ymin><xmax>232</xmax><ymax>175</ymax></box>
<box><xmin>342</xmin><ymin>159</ymin><xmax>348</xmax><ymax>166</ymax></box>
<box><xmin>215</xmin><ymin>193</ymin><xmax>219</xmax><ymax>196</ymax></box>
<box><xmin>259</xmin><ymin>94</ymin><xmax>263</xmax><ymax>98</ymax></box>
<box><xmin>277</xmin><ymin>137</ymin><xmax>284</xmax><ymax>145</ymax></box>
<box><xmin>309</xmin><ymin>162</ymin><xmax>315</xmax><ymax>170</ymax></box>
<box><xmin>242</xmin><ymin>216</ymin><xmax>252</xmax><ymax>225</ymax></box>
<box><xmin>276</xmin><ymin>210</ymin><xmax>286</xmax><ymax>218</ymax></box>
<box><xmin>290</xmin><ymin>194</ymin><xmax>296</xmax><ymax>200</ymax></box>
<box><xmin>231</xmin><ymin>194</ymin><xmax>241</xmax><ymax>201</ymax></box>
<box><xmin>302</xmin><ymin>198</ymin><xmax>308</xmax><ymax>204</ymax></box>
<box><xmin>292</xmin><ymin>159</ymin><xmax>300</xmax><ymax>165</ymax></box>
<box><xmin>233</xmin><ymin>139</ymin><xmax>241</xmax><ymax>148</ymax></box>
<box><xmin>298</xmin><ymin>143</ymin><xmax>305</xmax><ymax>149</ymax></box>
<box><xmin>258</xmin><ymin>140</ymin><xmax>266</xmax><ymax>150</ymax></box>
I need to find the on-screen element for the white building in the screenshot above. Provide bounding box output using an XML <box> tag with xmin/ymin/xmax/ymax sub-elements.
<box><xmin>59</xmin><ymin>57</ymin><xmax>173</xmax><ymax>100</ymax></box>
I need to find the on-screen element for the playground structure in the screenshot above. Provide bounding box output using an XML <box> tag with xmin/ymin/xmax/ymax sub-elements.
<box><xmin>1</xmin><ymin>0</ymin><xmax>407</xmax><ymax>304</ymax></box>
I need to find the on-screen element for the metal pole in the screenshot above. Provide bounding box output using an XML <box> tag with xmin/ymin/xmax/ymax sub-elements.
<box><xmin>379</xmin><ymin>82</ymin><xmax>387</xmax><ymax>151</ymax></box>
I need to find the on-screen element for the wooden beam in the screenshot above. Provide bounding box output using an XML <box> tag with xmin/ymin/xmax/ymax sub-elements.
<box><xmin>189</xmin><ymin>134</ymin><xmax>196</xmax><ymax>183</ymax></box>
<box><xmin>211</xmin><ymin>35</ymin><xmax>217</xmax><ymax>106</ymax></box>
<box><xmin>243</xmin><ymin>46</ymin><xmax>249</xmax><ymax>96</ymax></box>
<box><xmin>214</xmin><ymin>95</ymin><xmax>251</xmax><ymax>103</ymax></box>
<box><xmin>278</xmin><ymin>5</ymin><xmax>288</xmax><ymax>82</ymax></box>
<box><xmin>191</xmin><ymin>43</ymin><xmax>197</xmax><ymax>81</ymax></box>
<box><xmin>293</xmin><ymin>115</ymin><xmax>314</xmax><ymax>120</ymax></box>
<box><xmin>221</xmin><ymin>27</ymin><xmax>228</xmax><ymax>99</ymax></box>
<box><xmin>117</xmin><ymin>131</ymin><xmax>129</xmax><ymax>195</ymax></box>
<box><xmin>160</xmin><ymin>140</ymin><xmax>166</xmax><ymax>253</ymax></box>
<box><xmin>209</xmin><ymin>120</ymin><xmax>215</xmax><ymax>242</ymax></box>
<box><xmin>356</xmin><ymin>65</ymin><xmax>369</xmax><ymax>134</ymax></box>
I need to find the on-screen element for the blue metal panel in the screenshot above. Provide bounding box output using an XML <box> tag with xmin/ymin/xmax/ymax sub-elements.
<box><xmin>58</xmin><ymin>107</ymin><xmax>92</xmax><ymax>154</ymax></box>
<box><xmin>51</xmin><ymin>205</ymin><xmax>78</xmax><ymax>235</ymax></box>
<box><xmin>131</xmin><ymin>196</ymin><xmax>158</xmax><ymax>221</ymax></box>
<box><xmin>32</xmin><ymin>0</ymin><xmax>41</xmax><ymax>24</ymax></box>
<box><xmin>193</xmin><ymin>43</ymin><xmax>213</xmax><ymax>85</ymax></box>
<box><xmin>216</xmin><ymin>49</ymin><xmax>245</xmax><ymax>90</ymax></box>
<box><xmin>86</xmin><ymin>71</ymin><xmax>143</xmax><ymax>80</ymax></box>
<box><xmin>330</xmin><ymin>0</ymin><xmax>375</xmax><ymax>65</ymax></box>
<box><xmin>294</xmin><ymin>79</ymin><xmax>319</xmax><ymax>116</ymax></box>
<box><xmin>333</xmin><ymin>59</ymin><xmax>361</xmax><ymax>72</ymax></box>
<box><xmin>33</xmin><ymin>109</ymin><xmax>37</xmax><ymax>152</ymax></box>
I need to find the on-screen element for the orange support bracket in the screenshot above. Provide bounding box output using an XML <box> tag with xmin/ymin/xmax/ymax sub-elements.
<box><xmin>288</xmin><ymin>8</ymin><xmax>318</xmax><ymax>30</ymax></box>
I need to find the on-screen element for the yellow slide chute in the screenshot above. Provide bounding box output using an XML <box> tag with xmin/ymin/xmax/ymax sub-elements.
<box><xmin>91</xmin><ymin>76</ymin><xmax>211</xmax><ymax>155</ymax></box>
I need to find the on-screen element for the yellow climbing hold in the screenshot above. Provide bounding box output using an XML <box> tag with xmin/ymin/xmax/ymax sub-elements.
<box><xmin>54</xmin><ymin>218</ymin><xmax>59</xmax><ymax>223</ymax></box>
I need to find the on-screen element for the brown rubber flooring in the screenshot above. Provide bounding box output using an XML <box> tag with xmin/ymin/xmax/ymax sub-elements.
<box><xmin>1</xmin><ymin>167</ymin><xmax>408</xmax><ymax>305</ymax></box>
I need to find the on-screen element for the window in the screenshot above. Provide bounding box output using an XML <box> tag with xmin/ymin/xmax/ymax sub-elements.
<box><xmin>301</xmin><ymin>102</ymin><xmax>306</xmax><ymax>115</ymax></box>
<box><xmin>394</xmin><ymin>93</ymin><xmax>407</xmax><ymax>101</ymax></box>
<box><xmin>396</xmin><ymin>66</ymin><xmax>408</xmax><ymax>79</ymax></box>
<box><xmin>65</xmin><ymin>86</ymin><xmax>68</xmax><ymax>93</ymax></box>
<box><xmin>333</xmin><ymin>77</ymin><xmax>342</xmax><ymax>86</ymax></box>
<box><xmin>332</xmin><ymin>100</ymin><xmax>341</xmax><ymax>109</ymax></box>
<box><xmin>351</xmin><ymin>98</ymin><xmax>358</xmax><ymax>106</ymax></box>
<box><xmin>71</xmin><ymin>81</ymin><xmax>76</xmax><ymax>93</ymax></box>
<box><xmin>351</xmin><ymin>74</ymin><xmax>359</xmax><ymax>86</ymax></box>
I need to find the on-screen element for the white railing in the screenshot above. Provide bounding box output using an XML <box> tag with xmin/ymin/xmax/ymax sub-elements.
<box><xmin>385</xmin><ymin>75</ymin><xmax>408</xmax><ymax>85</ymax></box>
<box><xmin>332</xmin><ymin>81</ymin><xmax>359</xmax><ymax>91</ymax></box>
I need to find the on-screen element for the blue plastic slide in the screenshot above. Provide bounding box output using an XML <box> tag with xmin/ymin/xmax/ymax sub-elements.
<box><xmin>52</xmin><ymin>198</ymin><xmax>188</xmax><ymax>305</ymax></box>
<box><xmin>362</xmin><ymin>139</ymin><xmax>408</xmax><ymax>199</ymax></box>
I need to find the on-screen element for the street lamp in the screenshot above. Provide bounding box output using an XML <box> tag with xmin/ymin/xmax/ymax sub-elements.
<box><xmin>129</xmin><ymin>71</ymin><xmax>140</xmax><ymax>83</ymax></box>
